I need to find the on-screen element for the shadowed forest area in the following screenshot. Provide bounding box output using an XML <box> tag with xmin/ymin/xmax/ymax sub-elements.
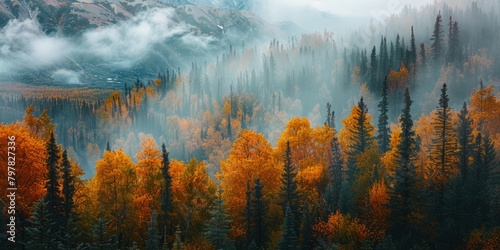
<box><xmin>0</xmin><ymin>1</ymin><xmax>500</xmax><ymax>249</ymax></box>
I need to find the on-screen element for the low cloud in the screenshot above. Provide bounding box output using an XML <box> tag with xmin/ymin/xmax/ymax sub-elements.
<box><xmin>0</xmin><ymin>7</ymin><xmax>215</xmax><ymax>83</ymax></box>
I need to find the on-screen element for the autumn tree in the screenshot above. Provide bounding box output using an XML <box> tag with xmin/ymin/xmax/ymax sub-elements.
<box><xmin>219</xmin><ymin>130</ymin><xmax>281</xmax><ymax>240</ymax></box>
<box><xmin>92</xmin><ymin>149</ymin><xmax>139</xmax><ymax>248</ymax></box>
<box><xmin>0</xmin><ymin>123</ymin><xmax>47</xmax><ymax>216</ymax></box>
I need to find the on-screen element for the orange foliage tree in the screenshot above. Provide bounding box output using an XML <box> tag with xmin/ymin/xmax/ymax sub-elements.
<box><xmin>219</xmin><ymin>130</ymin><xmax>282</xmax><ymax>238</ymax></box>
<box><xmin>313</xmin><ymin>211</ymin><xmax>370</xmax><ymax>249</ymax></box>
<box><xmin>0</xmin><ymin>123</ymin><xmax>47</xmax><ymax>216</ymax></box>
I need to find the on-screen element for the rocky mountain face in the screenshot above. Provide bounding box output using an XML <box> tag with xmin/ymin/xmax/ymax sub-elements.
<box><xmin>0</xmin><ymin>0</ymin><xmax>282</xmax><ymax>85</ymax></box>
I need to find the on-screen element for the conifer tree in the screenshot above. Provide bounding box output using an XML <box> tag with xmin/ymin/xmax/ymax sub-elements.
<box><xmin>252</xmin><ymin>178</ymin><xmax>267</xmax><ymax>249</ymax></box>
<box><xmin>62</xmin><ymin>150</ymin><xmax>75</xmax><ymax>219</ymax></box>
<box><xmin>339</xmin><ymin>179</ymin><xmax>354</xmax><ymax>215</ymax></box>
<box><xmin>431</xmin><ymin>83</ymin><xmax>456</xmax><ymax>195</ymax></box>
<box><xmin>89</xmin><ymin>215</ymin><xmax>115</xmax><ymax>250</ymax></box>
<box><xmin>420</xmin><ymin>43</ymin><xmax>426</xmax><ymax>68</ymax></box>
<box><xmin>410</xmin><ymin>26</ymin><xmax>417</xmax><ymax>67</ymax></box>
<box><xmin>377</xmin><ymin>76</ymin><xmax>391</xmax><ymax>154</ymax></box>
<box><xmin>25</xmin><ymin>199</ymin><xmax>61</xmax><ymax>250</ymax></box>
<box><xmin>388</xmin><ymin>88</ymin><xmax>420</xmax><ymax>246</ymax></box>
<box><xmin>160</xmin><ymin>143</ymin><xmax>172</xmax><ymax>245</ymax></box>
<box><xmin>204</xmin><ymin>189</ymin><xmax>232</xmax><ymax>250</ymax></box>
<box><xmin>370</xmin><ymin>46</ymin><xmax>378</xmax><ymax>92</ymax></box>
<box><xmin>431</xmin><ymin>12</ymin><xmax>444</xmax><ymax>61</ymax></box>
<box><xmin>326</xmin><ymin>135</ymin><xmax>343</xmax><ymax>213</ymax></box>
<box><xmin>45</xmin><ymin>132</ymin><xmax>63</xmax><ymax>231</ymax></box>
<box><xmin>278</xmin><ymin>206</ymin><xmax>299</xmax><ymax>250</ymax></box>
<box><xmin>281</xmin><ymin>141</ymin><xmax>300</xmax><ymax>234</ymax></box>
<box><xmin>457</xmin><ymin>102</ymin><xmax>474</xmax><ymax>179</ymax></box>
<box><xmin>146</xmin><ymin>210</ymin><xmax>160</xmax><ymax>250</ymax></box>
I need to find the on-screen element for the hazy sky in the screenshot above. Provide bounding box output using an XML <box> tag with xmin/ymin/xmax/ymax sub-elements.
<box><xmin>301</xmin><ymin>0</ymin><xmax>435</xmax><ymax>16</ymax></box>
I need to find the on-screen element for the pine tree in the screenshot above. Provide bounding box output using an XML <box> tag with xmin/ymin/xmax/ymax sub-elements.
<box><xmin>25</xmin><ymin>199</ymin><xmax>61</xmax><ymax>250</ymax></box>
<box><xmin>278</xmin><ymin>206</ymin><xmax>299</xmax><ymax>250</ymax></box>
<box><xmin>370</xmin><ymin>46</ymin><xmax>378</xmax><ymax>92</ymax></box>
<box><xmin>326</xmin><ymin>135</ymin><xmax>343</xmax><ymax>213</ymax></box>
<box><xmin>252</xmin><ymin>178</ymin><xmax>268</xmax><ymax>249</ymax></box>
<box><xmin>61</xmin><ymin>150</ymin><xmax>75</xmax><ymax>219</ymax></box>
<box><xmin>431</xmin><ymin>12</ymin><xmax>444</xmax><ymax>61</ymax></box>
<box><xmin>106</xmin><ymin>141</ymin><xmax>111</xmax><ymax>152</ymax></box>
<box><xmin>245</xmin><ymin>181</ymin><xmax>253</xmax><ymax>246</ymax></box>
<box><xmin>431</xmin><ymin>83</ymin><xmax>456</xmax><ymax>195</ymax></box>
<box><xmin>172</xmin><ymin>225</ymin><xmax>183</xmax><ymax>250</ymax></box>
<box><xmin>347</xmin><ymin>97</ymin><xmax>375</xmax><ymax>179</ymax></box>
<box><xmin>281</xmin><ymin>141</ymin><xmax>300</xmax><ymax>235</ymax></box>
<box><xmin>420</xmin><ymin>43</ymin><xmax>426</xmax><ymax>68</ymax></box>
<box><xmin>377</xmin><ymin>76</ymin><xmax>391</xmax><ymax>154</ymax></box>
<box><xmin>160</xmin><ymin>143</ymin><xmax>172</xmax><ymax>246</ymax></box>
<box><xmin>204</xmin><ymin>189</ymin><xmax>232</xmax><ymax>250</ymax></box>
<box><xmin>60</xmin><ymin>214</ymin><xmax>84</xmax><ymax>250</ymax></box>
<box><xmin>339</xmin><ymin>179</ymin><xmax>354</xmax><ymax>215</ymax></box>
<box><xmin>388</xmin><ymin>88</ymin><xmax>420</xmax><ymax>246</ymax></box>
<box><xmin>146</xmin><ymin>210</ymin><xmax>160</xmax><ymax>250</ymax></box>
<box><xmin>89</xmin><ymin>215</ymin><xmax>115</xmax><ymax>250</ymax></box>
<box><xmin>456</xmin><ymin>102</ymin><xmax>474</xmax><ymax>179</ymax></box>
<box><xmin>45</xmin><ymin>132</ymin><xmax>63</xmax><ymax>232</ymax></box>
<box><xmin>410</xmin><ymin>26</ymin><xmax>417</xmax><ymax>67</ymax></box>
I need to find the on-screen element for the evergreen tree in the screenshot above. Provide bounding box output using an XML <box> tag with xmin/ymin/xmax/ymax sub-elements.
<box><xmin>410</xmin><ymin>26</ymin><xmax>417</xmax><ymax>67</ymax></box>
<box><xmin>45</xmin><ymin>132</ymin><xmax>63</xmax><ymax>231</ymax></box>
<box><xmin>347</xmin><ymin>97</ymin><xmax>375</xmax><ymax>179</ymax></box>
<box><xmin>278</xmin><ymin>206</ymin><xmax>299</xmax><ymax>250</ymax></box>
<box><xmin>146</xmin><ymin>210</ymin><xmax>160</xmax><ymax>250</ymax></box>
<box><xmin>431</xmin><ymin>12</ymin><xmax>444</xmax><ymax>61</ymax></box>
<box><xmin>59</xmin><ymin>214</ymin><xmax>84</xmax><ymax>250</ymax></box>
<box><xmin>106</xmin><ymin>141</ymin><xmax>111</xmax><ymax>152</ymax></box>
<box><xmin>204</xmin><ymin>189</ymin><xmax>232</xmax><ymax>250</ymax></box>
<box><xmin>338</xmin><ymin>179</ymin><xmax>354</xmax><ymax>215</ymax></box>
<box><xmin>388</xmin><ymin>88</ymin><xmax>420</xmax><ymax>246</ymax></box>
<box><xmin>245</xmin><ymin>181</ymin><xmax>253</xmax><ymax>246</ymax></box>
<box><xmin>281</xmin><ymin>141</ymin><xmax>300</xmax><ymax>235</ymax></box>
<box><xmin>252</xmin><ymin>178</ymin><xmax>267</xmax><ymax>249</ymax></box>
<box><xmin>160</xmin><ymin>143</ymin><xmax>172</xmax><ymax>245</ymax></box>
<box><xmin>88</xmin><ymin>215</ymin><xmax>115</xmax><ymax>250</ymax></box>
<box><xmin>61</xmin><ymin>150</ymin><xmax>75</xmax><ymax>219</ymax></box>
<box><xmin>431</xmin><ymin>83</ymin><xmax>456</xmax><ymax>196</ymax></box>
<box><xmin>25</xmin><ymin>199</ymin><xmax>61</xmax><ymax>250</ymax></box>
<box><xmin>377</xmin><ymin>76</ymin><xmax>391</xmax><ymax>154</ymax></box>
<box><xmin>370</xmin><ymin>46</ymin><xmax>378</xmax><ymax>92</ymax></box>
<box><xmin>172</xmin><ymin>225</ymin><xmax>183</xmax><ymax>250</ymax></box>
<box><xmin>420</xmin><ymin>43</ymin><xmax>426</xmax><ymax>68</ymax></box>
<box><xmin>325</xmin><ymin>135</ymin><xmax>343</xmax><ymax>213</ymax></box>
<box><xmin>456</xmin><ymin>102</ymin><xmax>474</xmax><ymax>179</ymax></box>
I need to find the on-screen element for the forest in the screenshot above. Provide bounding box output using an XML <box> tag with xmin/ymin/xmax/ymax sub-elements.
<box><xmin>0</xmin><ymin>1</ymin><xmax>500</xmax><ymax>249</ymax></box>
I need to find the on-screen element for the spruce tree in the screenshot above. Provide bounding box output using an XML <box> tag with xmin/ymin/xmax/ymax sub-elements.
<box><xmin>338</xmin><ymin>179</ymin><xmax>354</xmax><ymax>215</ymax></box>
<box><xmin>89</xmin><ymin>215</ymin><xmax>115</xmax><ymax>250</ymax></box>
<box><xmin>146</xmin><ymin>210</ymin><xmax>160</xmax><ymax>250</ymax></box>
<box><xmin>431</xmin><ymin>12</ymin><xmax>444</xmax><ymax>61</ymax></box>
<box><xmin>278</xmin><ymin>206</ymin><xmax>299</xmax><ymax>250</ymax></box>
<box><xmin>410</xmin><ymin>26</ymin><xmax>417</xmax><ymax>67</ymax></box>
<box><xmin>252</xmin><ymin>178</ymin><xmax>267</xmax><ymax>249</ymax></box>
<box><xmin>204</xmin><ymin>189</ymin><xmax>232</xmax><ymax>250</ymax></box>
<box><xmin>281</xmin><ymin>141</ymin><xmax>300</xmax><ymax>235</ymax></box>
<box><xmin>370</xmin><ymin>46</ymin><xmax>378</xmax><ymax>92</ymax></box>
<box><xmin>45</xmin><ymin>132</ymin><xmax>63</xmax><ymax>232</ymax></box>
<box><xmin>420</xmin><ymin>43</ymin><xmax>426</xmax><ymax>68</ymax></box>
<box><xmin>25</xmin><ymin>199</ymin><xmax>61</xmax><ymax>250</ymax></box>
<box><xmin>62</xmin><ymin>149</ymin><xmax>75</xmax><ymax>219</ymax></box>
<box><xmin>160</xmin><ymin>143</ymin><xmax>172</xmax><ymax>245</ymax></box>
<box><xmin>347</xmin><ymin>97</ymin><xmax>375</xmax><ymax>179</ymax></box>
<box><xmin>431</xmin><ymin>83</ymin><xmax>456</xmax><ymax>196</ymax></box>
<box><xmin>325</xmin><ymin>135</ymin><xmax>343</xmax><ymax>213</ymax></box>
<box><xmin>457</xmin><ymin>102</ymin><xmax>474</xmax><ymax>179</ymax></box>
<box><xmin>377</xmin><ymin>76</ymin><xmax>391</xmax><ymax>154</ymax></box>
<box><xmin>388</xmin><ymin>88</ymin><xmax>420</xmax><ymax>246</ymax></box>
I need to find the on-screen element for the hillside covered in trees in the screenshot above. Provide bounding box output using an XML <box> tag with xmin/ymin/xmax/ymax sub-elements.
<box><xmin>0</xmin><ymin>0</ymin><xmax>500</xmax><ymax>249</ymax></box>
